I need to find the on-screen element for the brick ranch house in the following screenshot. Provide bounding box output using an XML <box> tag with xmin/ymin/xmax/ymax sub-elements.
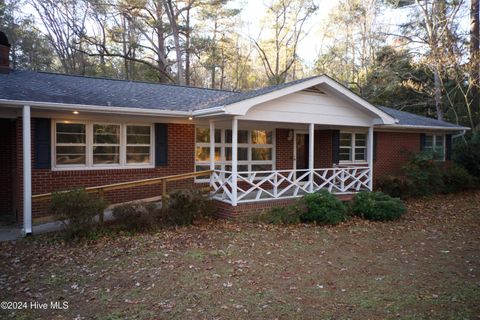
<box><xmin>0</xmin><ymin>33</ymin><xmax>469</xmax><ymax>235</ymax></box>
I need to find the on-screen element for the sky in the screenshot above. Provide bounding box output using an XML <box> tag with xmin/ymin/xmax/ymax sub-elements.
<box><xmin>21</xmin><ymin>0</ymin><xmax>471</xmax><ymax>67</ymax></box>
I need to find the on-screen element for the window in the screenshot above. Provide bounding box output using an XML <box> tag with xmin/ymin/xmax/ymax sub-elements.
<box><xmin>93</xmin><ymin>124</ymin><xmax>120</xmax><ymax>165</ymax></box>
<box><xmin>55</xmin><ymin>123</ymin><xmax>86</xmax><ymax>166</ymax></box>
<box><xmin>126</xmin><ymin>125</ymin><xmax>152</xmax><ymax>164</ymax></box>
<box><xmin>195</xmin><ymin>127</ymin><xmax>275</xmax><ymax>181</ymax></box>
<box><xmin>53</xmin><ymin>121</ymin><xmax>153</xmax><ymax>169</ymax></box>
<box><xmin>424</xmin><ymin>134</ymin><xmax>445</xmax><ymax>160</ymax></box>
<box><xmin>339</xmin><ymin>132</ymin><xmax>367</xmax><ymax>163</ymax></box>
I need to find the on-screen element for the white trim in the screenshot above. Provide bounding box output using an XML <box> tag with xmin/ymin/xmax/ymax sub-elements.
<box><xmin>367</xmin><ymin>126</ymin><xmax>374</xmax><ymax>190</ymax></box>
<box><xmin>51</xmin><ymin>120</ymin><xmax>155</xmax><ymax>170</ymax></box>
<box><xmin>308</xmin><ymin>123</ymin><xmax>315</xmax><ymax>192</ymax></box>
<box><xmin>22</xmin><ymin>105</ymin><xmax>32</xmax><ymax>235</ymax></box>
<box><xmin>0</xmin><ymin>99</ymin><xmax>190</xmax><ymax>117</ymax></box>
<box><xmin>231</xmin><ymin>118</ymin><xmax>238</xmax><ymax>206</ymax></box>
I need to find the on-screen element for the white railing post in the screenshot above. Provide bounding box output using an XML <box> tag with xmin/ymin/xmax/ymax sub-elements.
<box><xmin>23</xmin><ymin>105</ymin><xmax>32</xmax><ymax>236</ymax></box>
<box><xmin>367</xmin><ymin>126</ymin><xmax>374</xmax><ymax>191</ymax></box>
<box><xmin>308</xmin><ymin>123</ymin><xmax>314</xmax><ymax>193</ymax></box>
<box><xmin>231</xmin><ymin>117</ymin><xmax>238</xmax><ymax>206</ymax></box>
<box><xmin>209</xmin><ymin>120</ymin><xmax>215</xmax><ymax>188</ymax></box>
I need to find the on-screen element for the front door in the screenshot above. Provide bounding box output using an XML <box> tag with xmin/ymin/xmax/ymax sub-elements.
<box><xmin>294</xmin><ymin>132</ymin><xmax>309</xmax><ymax>182</ymax></box>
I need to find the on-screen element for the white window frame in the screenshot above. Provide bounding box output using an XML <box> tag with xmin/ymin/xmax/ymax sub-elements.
<box><xmin>52</xmin><ymin>120</ymin><xmax>155</xmax><ymax>171</ymax></box>
<box><xmin>339</xmin><ymin>131</ymin><xmax>368</xmax><ymax>164</ymax></box>
<box><xmin>194</xmin><ymin>127</ymin><xmax>276</xmax><ymax>183</ymax></box>
<box><xmin>424</xmin><ymin>134</ymin><xmax>446</xmax><ymax>161</ymax></box>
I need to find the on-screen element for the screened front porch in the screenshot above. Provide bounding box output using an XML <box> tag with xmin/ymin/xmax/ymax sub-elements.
<box><xmin>195</xmin><ymin>118</ymin><xmax>374</xmax><ymax>206</ymax></box>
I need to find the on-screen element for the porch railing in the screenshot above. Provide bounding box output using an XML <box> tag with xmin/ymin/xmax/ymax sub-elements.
<box><xmin>211</xmin><ymin>167</ymin><xmax>371</xmax><ymax>204</ymax></box>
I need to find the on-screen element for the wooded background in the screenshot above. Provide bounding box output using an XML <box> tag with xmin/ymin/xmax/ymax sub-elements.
<box><xmin>1</xmin><ymin>0</ymin><xmax>479</xmax><ymax>130</ymax></box>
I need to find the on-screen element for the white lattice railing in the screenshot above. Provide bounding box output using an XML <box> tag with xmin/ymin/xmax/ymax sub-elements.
<box><xmin>210</xmin><ymin>167</ymin><xmax>371</xmax><ymax>204</ymax></box>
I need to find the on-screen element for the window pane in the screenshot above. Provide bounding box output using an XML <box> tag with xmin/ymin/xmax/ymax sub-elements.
<box><xmin>56</xmin><ymin>146</ymin><xmax>86</xmax><ymax>165</ymax></box>
<box><xmin>339</xmin><ymin>147</ymin><xmax>351</xmax><ymax>161</ymax></box>
<box><xmin>127</xmin><ymin>126</ymin><xmax>151</xmax><ymax>144</ymax></box>
<box><xmin>195</xmin><ymin>147</ymin><xmax>210</xmax><ymax>161</ymax></box>
<box><xmin>93</xmin><ymin>146</ymin><xmax>120</xmax><ymax>164</ymax></box>
<box><xmin>435</xmin><ymin>135</ymin><xmax>444</xmax><ymax>147</ymax></box>
<box><xmin>225</xmin><ymin>147</ymin><xmax>248</xmax><ymax>161</ymax></box>
<box><xmin>126</xmin><ymin>146</ymin><xmax>150</xmax><ymax>164</ymax></box>
<box><xmin>252</xmin><ymin>130</ymin><xmax>272</xmax><ymax>144</ymax></box>
<box><xmin>252</xmin><ymin>148</ymin><xmax>272</xmax><ymax>160</ymax></box>
<box><xmin>354</xmin><ymin>148</ymin><xmax>366</xmax><ymax>161</ymax></box>
<box><xmin>425</xmin><ymin>135</ymin><xmax>433</xmax><ymax>147</ymax></box>
<box><xmin>340</xmin><ymin>133</ymin><xmax>352</xmax><ymax>147</ymax></box>
<box><xmin>56</xmin><ymin>123</ymin><xmax>86</xmax><ymax>143</ymax></box>
<box><xmin>355</xmin><ymin>133</ymin><xmax>366</xmax><ymax>147</ymax></box>
<box><xmin>94</xmin><ymin>124</ymin><xmax>120</xmax><ymax>144</ymax></box>
<box><xmin>238</xmin><ymin>165</ymin><xmax>249</xmax><ymax>172</ymax></box>
<box><xmin>215</xmin><ymin>129</ymin><xmax>222</xmax><ymax>143</ymax></box>
<box><xmin>225</xmin><ymin>130</ymin><xmax>248</xmax><ymax>144</ymax></box>
<box><xmin>196</xmin><ymin>128</ymin><xmax>209</xmax><ymax>143</ymax></box>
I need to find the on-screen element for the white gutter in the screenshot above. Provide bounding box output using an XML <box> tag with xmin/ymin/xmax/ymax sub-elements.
<box><xmin>376</xmin><ymin>124</ymin><xmax>470</xmax><ymax>131</ymax></box>
<box><xmin>0</xmin><ymin>99</ymin><xmax>191</xmax><ymax>117</ymax></box>
<box><xmin>192</xmin><ymin>106</ymin><xmax>226</xmax><ymax>117</ymax></box>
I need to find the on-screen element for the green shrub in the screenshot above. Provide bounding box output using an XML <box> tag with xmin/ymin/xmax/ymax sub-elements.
<box><xmin>261</xmin><ymin>205</ymin><xmax>301</xmax><ymax>225</ymax></box>
<box><xmin>442</xmin><ymin>165</ymin><xmax>477</xmax><ymax>193</ymax></box>
<box><xmin>351</xmin><ymin>191</ymin><xmax>406</xmax><ymax>221</ymax></box>
<box><xmin>112</xmin><ymin>201</ymin><xmax>158</xmax><ymax>231</ymax></box>
<box><xmin>160</xmin><ymin>189</ymin><xmax>215</xmax><ymax>226</ymax></box>
<box><xmin>402</xmin><ymin>152</ymin><xmax>444</xmax><ymax>196</ymax></box>
<box><xmin>453</xmin><ymin>132</ymin><xmax>480</xmax><ymax>178</ymax></box>
<box><xmin>299</xmin><ymin>190</ymin><xmax>347</xmax><ymax>225</ymax></box>
<box><xmin>50</xmin><ymin>188</ymin><xmax>107</xmax><ymax>239</ymax></box>
<box><xmin>375</xmin><ymin>175</ymin><xmax>414</xmax><ymax>199</ymax></box>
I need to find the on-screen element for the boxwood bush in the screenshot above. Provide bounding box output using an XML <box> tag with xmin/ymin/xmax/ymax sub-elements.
<box><xmin>299</xmin><ymin>190</ymin><xmax>347</xmax><ymax>225</ymax></box>
<box><xmin>160</xmin><ymin>189</ymin><xmax>215</xmax><ymax>226</ymax></box>
<box><xmin>112</xmin><ymin>201</ymin><xmax>158</xmax><ymax>231</ymax></box>
<box><xmin>50</xmin><ymin>188</ymin><xmax>107</xmax><ymax>239</ymax></box>
<box><xmin>442</xmin><ymin>165</ymin><xmax>477</xmax><ymax>194</ymax></box>
<box><xmin>351</xmin><ymin>191</ymin><xmax>406</xmax><ymax>221</ymax></box>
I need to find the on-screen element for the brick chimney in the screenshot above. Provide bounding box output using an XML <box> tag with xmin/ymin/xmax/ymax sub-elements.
<box><xmin>0</xmin><ymin>31</ymin><xmax>11</xmax><ymax>74</ymax></box>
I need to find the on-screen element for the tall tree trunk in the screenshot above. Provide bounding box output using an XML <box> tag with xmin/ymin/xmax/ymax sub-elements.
<box><xmin>185</xmin><ymin>4</ymin><xmax>191</xmax><ymax>85</ymax></box>
<box><xmin>434</xmin><ymin>66</ymin><xmax>443</xmax><ymax>121</ymax></box>
<box><xmin>163</xmin><ymin>0</ymin><xmax>184</xmax><ymax>85</ymax></box>
<box><xmin>471</xmin><ymin>0</ymin><xmax>479</xmax><ymax>126</ymax></box>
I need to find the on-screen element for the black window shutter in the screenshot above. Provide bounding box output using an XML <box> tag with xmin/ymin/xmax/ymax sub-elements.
<box><xmin>445</xmin><ymin>134</ymin><xmax>452</xmax><ymax>160</ymax></box>
<box><xmin>34</xmin><ymin>118</ymin><xmax>51</xmax><ymax>169</ymax></box>
<box><xmin>155</xmin><ymin>123</ymin><xmax>168</xmax><ymax>166</ymax></box>
<box><xmin>373</xmin><ymin>132</ymin><xmax>378</xmax><ymax>162</ymax></box>
<box><xmin>420</xmin><ymin>133</ymin><xmax>426</xmax><ymax>152</ymax></box>
<box><xmin>332</xmin><ymin>130</ymin><xmax>340</xmax><ymax>164</ymax></box>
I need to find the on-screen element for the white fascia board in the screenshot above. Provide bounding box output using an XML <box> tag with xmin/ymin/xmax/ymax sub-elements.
<box><xmin>0</xmin><ymin>99</ymin><xmax>190</xmax><ymax>117</ymax></box>
<box><xmin>376</xmin><ymin>124</ymin><xmax>471</xmax><ymax>131</ymax></box>
<box><xmin>220</xmin><ymin>76</ymin><xmax>397</xmax><ymax>125</ymax></box>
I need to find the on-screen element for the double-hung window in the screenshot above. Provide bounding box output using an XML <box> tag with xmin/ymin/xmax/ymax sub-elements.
<box><xmin>339</xmin><ymin>132</ymin><xmax>367</xmax><ymax>163</ymax></box>
<box><xmin>424</xmin><ymin>134</ymin><xmax>445</xmax><ymax>160</ymax></box>
<box><xmin>54</xmin><ymin>121</ymin><xmax>153</xmax><ymax>169</ymax></box>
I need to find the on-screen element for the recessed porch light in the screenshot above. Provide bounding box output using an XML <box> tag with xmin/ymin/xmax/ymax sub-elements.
<box><xmin>73</xmin><ymin>111</ymin><xmax>79</xmax><ymax>115</ymax></box>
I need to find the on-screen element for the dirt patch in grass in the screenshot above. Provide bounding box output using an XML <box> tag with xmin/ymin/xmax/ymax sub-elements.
<box><xmin>1</xmin><ymin>192</ymin><xmax>480</xmax><ymax>319</ymax></box>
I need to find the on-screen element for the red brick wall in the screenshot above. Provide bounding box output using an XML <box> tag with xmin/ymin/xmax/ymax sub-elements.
<box><xmin>15</xmin><ymin>119</ymin><xmax>196</xmax><ymax>219</ymax></box>
<box><xmin>314</xmin><ymin>130</ymin><xmax>333</xmax><ymax>168</ymax></box>
<box><xmin>373</xmin><ymin>131</ymin><xmax>421</xmax><ymax>177</ymax></box>
<box><xmin>0</xmin><ymin>119</ymin><xmax>15</xmax><ymax>216</ymax></box>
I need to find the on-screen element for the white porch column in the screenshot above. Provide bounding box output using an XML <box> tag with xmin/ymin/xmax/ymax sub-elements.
<box><xmin>231</xmin><ymin>117</ymin><xmax>238</xmax><ymax>206</ymax></box>
<box><xmin>209</xmin><ymin>120</ymin><xmax>215</xmax><ymax>187</ymax></box>
<box><xmin>23</xmin><ymin>105</ymin><xmax>32</xmax><ymax>235</ymax></box>
<box><xmin>367</xmin><ymin>126</ymin><xmax>374</xmax><ymax>191</ymax></box>
<box><xmin>308</xmin><ymin>123</ymin><xmax>315</xmax><ymax>192</ymax></box>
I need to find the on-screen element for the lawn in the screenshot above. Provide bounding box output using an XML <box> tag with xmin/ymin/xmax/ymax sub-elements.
<box><xmin>1</xmin><ymin>192</ymin><xmax>479</xmax><ymax>319</ymax></box>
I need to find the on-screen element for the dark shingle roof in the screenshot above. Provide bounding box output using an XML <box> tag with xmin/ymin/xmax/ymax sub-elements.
<box><xmin>378</xmin><ymin>106</ymin><xmax>467</xmax><ymax>129</ymax></box>
<box><xmin>0</xmin><ymin>70</ymin><xmax>468</xmax><ymax>130</ymax></box>
<box><xmin>204</xmin><ymin>75</ymin><xmax>321</xmax><ymax>108</ymax></box>
<box><xmin>0</xmin><ymin>70</ymin><xmax>236</xmax><ymax>111</ymax></box>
